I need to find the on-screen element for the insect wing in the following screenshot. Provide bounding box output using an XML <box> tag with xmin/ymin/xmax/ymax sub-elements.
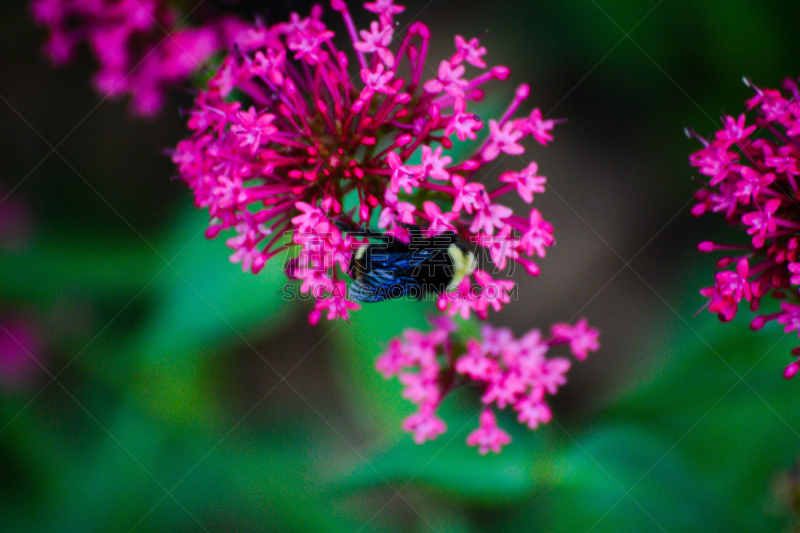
<box><xmin>349</xmin><ymin>248</ymin><xmax>422</xmax><ymax>302</ymax></box>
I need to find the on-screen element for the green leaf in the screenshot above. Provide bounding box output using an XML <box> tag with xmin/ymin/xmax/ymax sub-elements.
<box><xmin>0</xmin><ymin>231</ymin><xmax>156</xmax><ymax>305</ymax></box>
<box><xmin>333</xmin><ymin>396</ymin><xmax>556</xmax><ymax>504</ymax></box>
<box><xmin>567</xmin><ymin>310</ymin><xmax>800</xmax><ymax>532</ymax></box>
<box><xmin>331</xmin><ymin>298</ymin><xmax>434</xmax><ymax>437</ymax></box>
<box><xmin>78</xmin><ymin>207</ymin><xmax>300</xmax><ymax>427</ymax></box>
<box><xmin>536</xmin><ymin>425</ymin><xmax>733</xmax><ymax>533</ymax></box>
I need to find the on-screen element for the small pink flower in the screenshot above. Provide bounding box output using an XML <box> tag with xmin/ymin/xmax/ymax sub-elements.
<box><xmin>308</xmin><ymin>282</ymin><xmax>360</xmax><ymax>324</ymax></box>
<box><xmin>733</xmin><ymin>167</ymin><xmax>774</xmax><ymax>204</ymax></box>
<box><xmin>716</xmin><ymin>114</ymin><xmax>756</xmax><ymax>143</ymax></box>
<box><xmin>231</xmin><ymin>107</ymin><xmax>278</xmax><ymax>154</ymax></box>
<box><xmin>360</xmin><ymin>63</ymin><xmax>397</xmax><ymax>99</ymax></box>
<box><xmin>378</xmin><ymin>201</ymin><xmax>416</xmax><ymax>228</ymax></box>
<box><xmin>403</xmin><ymin>327</ymin><xmax>448</xmax><ymax>365</ymax></box>
<box><xmin>375</xmin><ymin>339</ymin><xmax>410</xmax><ymax>378</ymax></box>
<box><xmin>226</xmin><ymin>217</ymin><xmax>271</xmax><ymax>273</ymax></box>
<box><xmin>482</xmin><ymin>120</ymin><xmax>525</xmax><ymax>161</ymax></box>
<box><xmin>399</xmin><ymin>372</ymin><xmax>439</xmax><ymax>405</ymax></box>
<box><xmin>469</xmin><ymin>202</ymin><xmax>513</xmax><ymax>235</ymax></box>
<box><xmin>423</xmin><ymin>202</ymin><xmax>458</xmax><ymax>236</ymax></box>
<box><xmin>706</xmin><ymin>182</ymin><xmax>739</xmax><ymax>219</ymax></box>
<box><xmin>477</xmin><ymin>226</ymin><xmax>519</xmax><ymax>271</ymax></box>
<box><xmin>424</xmin><ymin>60</ymin><xmax>468</xmax><ymax>96</ymax></box>
<box><xmin>472</xmin><ymin>270</ymin><xmax>515</xmax><ymax>317</ymax></box>
<box><xmin>421</xmin><ymin>145</ymin><xmax>452</xmax><ymax>181</ymax></box>
<box><xmin>499</xmin><ymin>161</ymin><xmax>546</xmax><ymax>203</ymax></box>
<box><xmin>515</xmin><ymin>396</ymin><xmax>552</xmax><ymax>429</ymax></box>
<box><xmin>251</xmin><ymin>48</ymin><xmax>286</xmax><ymax>85</ymax></box>
<box><xmin>437</xmin><ymin>280</ymin><xmax>478</xmax><ymax>320</ymax></box>
<box><xmin>388</xmin><ymin>151</ymin><xmax>424</xmax><ymax>194</ymax></box>
<box><xmin>452</xmin><ymin>36</ymin><xmax>487</xmax><ymax>68</ymax></box>
<box><xmin>777</xmin><ymin>302</ymin><xmax>800</xmax><ymax>334</ymax></box>
<box><xmin>690</xmin><ymin>144</ymin><xmax>739</xmax><ymax>186</ymax></box>
<box><xmin>452</xmin><ymin>175</ymin><xmax>488</xmax><ymax>214</ymax></box>
<box><xmin>402</xmin><ymin>409</ymin><xmax>447</xmax><ymax>444</ymax></box>
<box><xmin>515</xmin><ymin>108</ymin><xmax>555</xmax><ymax>146</ymax></box>
<box><xmin>551</xmin><ymin>318</ymin><xmax>600</xmax><ymax>360</ymax></box>
<box><xmin>298</xmin><ymin>268</ymin><xmax>334</xmax><ymax>299</ymax></box>
<box><xmin>445</xmin><ymin>97</ymin><xmax>483</xmax><ymax>141</ymax></box>
<box><xmin>363</xmin><ymin>0</ymin><xmax>405</xmax><ymax>16</ymax></box>
<box><xmin>466</xmin><ymin>409</ymin><xmax>512</xmax><ymax>455</ymax></box>
<box><xmin>481</xmin><ymin>325</ymin><xmax>516</xmax><ymax>356</ymax></box>
<box><xmin>764</xmin><ymin>146</ymin><xmax>800</xmax><ymax>177</ymax></box>
<box><xmin>537</xmin><ymin>357</ymin><xmax>571</xmax><ymax>395</ymax></box>
<box><xmin>698</xmin><ymin>259</ymin><xmax>752</xmax><ymax>324</ymax></box>
<box><xmin>700</xmin><ymin>284</ymin><xmax>738</xmax><ymax>322</ymax></box>
<box><xmin>519</xmin><ymin>208</ymin><xmax>555</xmax><ymax>257</ymax></box>
<box><xmin>481</xmin><ymin>373</ymin><xmax>526</xmax><ymax>409</ymax></box>
<box><xmin>455</xmin><ymin>340</ymin><xmax>502</xmax><ymax>381</ymax></box>
<box><xmin>714</xmin><ymin>258</ymin><xmax>751</xmax><ymax>302</ymax></box>
<box><xmin>741</xmin><ymin>198</ymin><xmax>781</xmax><ymax>248</ymax></box>
<box><xmin>291</xmin><ymin>202</ymin><xmax>331</xmax><ymax>234</ymax></box>
<box><xmin>354</xmin><ymin>20</ymin><xmax>394</xmax><ymax>67</ymax></box>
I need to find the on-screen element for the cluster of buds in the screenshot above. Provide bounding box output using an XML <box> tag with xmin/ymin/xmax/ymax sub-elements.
<box><xmin>30</xmin><ymin>0</ymin><xmax>247</xmax><ymax>116</ymax></box>
<box><xmin>376</xmin><ymin>316</ymin><xmax>598</xmax><ymax>453</ymax></box>
<box><xmin>688</xmin><ymin>77</ymin><xmax>800</xmax><ymax>378</ymax></box>
<box><xmin>171</xmin><ymin>0</ymin><xmax>557</xmax><ymax>325</ymax></box>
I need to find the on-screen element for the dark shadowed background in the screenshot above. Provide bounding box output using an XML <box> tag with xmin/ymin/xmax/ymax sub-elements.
<box><xmin>3</xmin><ymin>0</ymin><xmax>800</xmax><ymax>531</ymax></box>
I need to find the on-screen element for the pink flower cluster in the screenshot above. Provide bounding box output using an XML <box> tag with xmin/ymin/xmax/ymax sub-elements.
<box><xmin>171</xmin><ymin>0</ymin><xmax>558</xmax><ymax>324</ymax></box>
<box><xmin>376</xmin><ymin>316</ymin><xmax>599</xmax><ymax>453</ymax></box>
<box><xmin>30</xmin><ymin>0</ymin><xmax>246</xmax><ymax>116</ymax></box>
<box><xmin>0</xmin><ymin>317</ymin><xmax>43</xmax><ymax>391</ymax></box>
<box><xmin>689</xmin><ymin>77</ymin><xmax>800</xmax><ymax>378</ymax></box>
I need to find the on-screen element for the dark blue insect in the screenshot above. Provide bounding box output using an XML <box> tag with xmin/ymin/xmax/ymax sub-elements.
<box><xmin>337</xmin><ymin>222</ymin><xmax>476</xmax><ymax>302</ymax></box>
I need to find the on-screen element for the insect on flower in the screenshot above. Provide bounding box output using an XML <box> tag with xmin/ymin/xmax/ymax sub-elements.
<box><xmin>172</xmin><ymin>0</ymin><xmax>559</xmax><ymax>324</ymax></box>
<box><xmin>336</xmin><ymin>222</ymin><xmax>476</xmax><ymax>302</ymax></box>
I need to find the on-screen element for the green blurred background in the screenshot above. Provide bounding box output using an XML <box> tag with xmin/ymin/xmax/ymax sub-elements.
<box><xmin>3</xmin><ymin>0</ymin><xmax>800</xmax><ymax>531</ymax></box>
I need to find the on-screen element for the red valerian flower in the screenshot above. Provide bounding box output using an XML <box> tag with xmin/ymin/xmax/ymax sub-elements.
<box><xmin>30</xmin><ymin>0</ymin><xmax>247</xmax><ymax>116</ymax></box>
<box><xmin>0</xmin><ymin>316</ymin><xmax>44</xmax><ymax>391</ymax></box>
<box><xmin>688</xmin><ymin>76</ymin><xmax>800</xmax><ymax>378</ymax></box>
<box><xmin>172</xmin><ymin>1</ymin><xmax>561</xmax><ymax>324</ymax></box>
<box><xmin>376</xmin><ymin>316</ymin><xmax>599</xmax><ymax>453</ymax></box>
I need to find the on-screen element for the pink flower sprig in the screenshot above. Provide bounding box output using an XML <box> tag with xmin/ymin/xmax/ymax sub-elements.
<box><xmin>376</xmin><ymin>316</ymin><xmax>598</xmax><ymax>453</ymax></box>
<box><xmin>30</xmin><ymin>0</ymin><xmax>248</xmax><ymax>116</ymax></box>
<box><xmin>172</xmin><ymin>1</ymin><xmax>559</xmax><ymax>325</ymax></box>
<box><xmin>688</xmin><ymin>76</ymin><xmax>800</xmax><ymax>378</ymax></box>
